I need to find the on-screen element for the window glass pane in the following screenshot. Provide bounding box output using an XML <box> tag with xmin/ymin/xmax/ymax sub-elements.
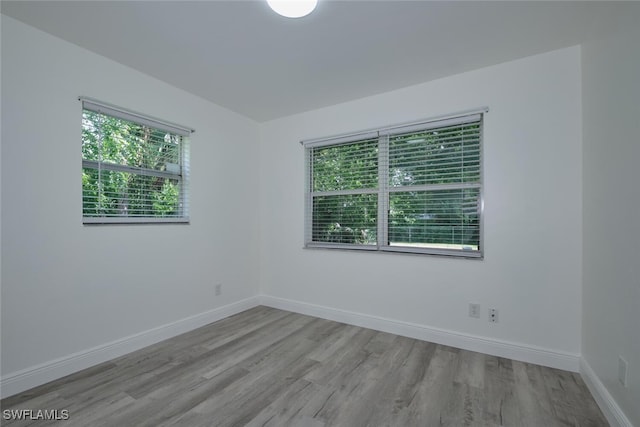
<box><xmin>82</xmin><ymin>104</ymin><xmax>188</xmax><ymax>222</ymax></box>
<box><xmin>312</xmin><ymin>138</ymin><xmax>378</xmax><ymax>192</ymax></box>
<box><xmin>82</xmin><ymin>112</ymin><xmax>101</xmax><ymax>162</ymax></box>
<box><xmin>312</xmin><ymin>194</ymin><xmax>377</xmax><ymax>245</ymax></box>
<box><xmin>389</xmin><ymin>188</ymin><xmax>480</xmax><ymax>251</ymax></box>
<box><xmin>82</xmin><ymin>110</ymin><xmax>181</xmax><ymax>174</ymax></box>
<box><xmin>389</xmin><ymin>123</ymin><xmax>480</xmax><ymax>187</ymax></box>
<box><xmin>82</xmin><ymin>168</ymin><xmax>182</xmax><ymax>218</ymax></box>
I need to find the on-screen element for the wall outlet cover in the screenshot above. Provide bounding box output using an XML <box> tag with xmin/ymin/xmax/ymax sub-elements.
<box><xmin>469</xmin><ymin>303</ymin><xmax>481</xmax><ymax>318</ymax></box>
<box><xmin>489</xmin><ymin>308</ymin><xmax>499</xmax><ymax>323</ymax></box>
<box><xmin>618</xmin><ymin>356</ymin><xmax>628</xmax><ymax>387</ymax></box>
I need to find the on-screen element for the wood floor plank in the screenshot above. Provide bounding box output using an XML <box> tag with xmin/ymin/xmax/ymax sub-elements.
<box><xmin>482</xmin><ymin>355</ymin><xmax>521</xmax><ymax>426</ymax></box>
<box><xmin>538</xmin><ymin>367</ymin><xmax>608</xmax><ymax>426</ymax></box>
<box><xmin>512</xmin><ymin>360</ymin><xmax>558</xmax><ymax>427</ymax></box>
<box><xmin>306</xmin><ymin>324</ymin><xmax>359</xmax><ymax>362</ymax></box>
<box><xmin>123</xmin><ymin>311</ymin><xmax>305</xmax><ymax>399</ymax></box>
<box><xmin>439</xmin><ymin>382</ymin><xmax>486</xmax><ymax>427</ymax></box>
<box><xmin>64</xmin><ymin>392</ymin><xmax>136</xmax><ymax>427</ymax></box>
<box><xmin>328</xmin><ymin>337</ymin><xmax>436</xmax><ymax>427</ymax></box>
<box><xmin>394</xmin><ymin>345</ymin><xmax>460</xmax><ymax>426</ymax></box>
<box><xmin>440</xmin><ymin>350</ymin><xmax>488</xmax><ymax>426</ymax></box>
<box><xmin>106</xmin><ymin>366</ymin><xmax>251</xmax><ymax>427</ymax></box>
<box><xmin>197</xmin><ymin>307</ymin><xmax>294</xmax><ymax>351</ymax></box>
<box><xmin>454</xmin><ymin>349</ymin><xmax>486</xmax><ymax>389</ymax></box>
<box><xmin>165</xmin><ymin>356</ymin><xmax>319</xmax><ymax>427</ymax></box>
<box><xmin>200</xmin><ymin>314</ymin><xmax>318</xmax><ymax>379</ymax></box>
<box><xmin>303</xmin><ymin>327</ymin><xmax>378</xmax><ymax>387</ymax></box>
<box><xmin>243</xmin><ymin>378</ymin><xmax>330</xmax><ymax>427</ymax></box>
<box><xmin>309</xmin><ymin>339</ymin><xmax>407</xmax><ymax>426</ymax></box>
<box><xmin>0</xmin><ymin>307</ymin><xmax>608</xmax><ymax>427</ymax></box>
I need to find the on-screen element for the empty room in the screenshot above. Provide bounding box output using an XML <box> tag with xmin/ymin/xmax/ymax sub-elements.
<box><xmin>1</xmin><ymin>1</ymin><xmax>639</xmax><ymax>426</ymax></box>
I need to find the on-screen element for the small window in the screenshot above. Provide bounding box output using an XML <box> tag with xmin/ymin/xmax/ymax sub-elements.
<box><xmin>81</xmin><ymin>98</ymin><xmax>192</xmax><ymax>224</ymax></box>
<box><xmin>304</xmin><ymin>110</ymin><xmax>485</xmax><ymax>258</ymax></box>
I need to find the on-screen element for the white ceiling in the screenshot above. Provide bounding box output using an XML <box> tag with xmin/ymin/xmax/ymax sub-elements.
<box><xmin>2</xmin><ymin>1</ymin><xmax>637</xmax><ymax>122</ymax></box>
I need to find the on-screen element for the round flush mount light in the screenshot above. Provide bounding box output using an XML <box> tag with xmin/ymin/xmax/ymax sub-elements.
<box><xmin>267</xmin><ymin>0</ymin><xmax>318</xmax><ymax>18</ymax></box>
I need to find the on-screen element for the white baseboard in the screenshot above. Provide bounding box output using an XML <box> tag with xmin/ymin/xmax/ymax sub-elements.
<box><xmin>0</xmin><ymin>296</ymin><xmax>261</xmax><ymax>399</ymax></box>
<box><xmin>260</xmin><ymin>295</ymin><xmax>580</xmax><ymax>372</ymax></box>
<box><xmin>580</xmin><ymin>358</ymin><xmax>633</xmax><ymax>427</ymax></box>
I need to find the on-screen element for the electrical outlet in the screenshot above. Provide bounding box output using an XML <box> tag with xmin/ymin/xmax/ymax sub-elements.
<box><xmin>489</xmin><ymin>308</ymin><xmax>499</xmax><ymax>323</ymax></box>
<box><xmin>618</xmin><ymin>356</ymin><xmax>628</xmax><ymax>387</ymax></box>
<box><xmin>469</xmin><ymin>303</ymin><xmax>481</xmax><ymax>318</ymax></box>
<box><xmin>215</xmin><ymin>283</ymin><xmax>222</xmax><ymax>296</ymax></box>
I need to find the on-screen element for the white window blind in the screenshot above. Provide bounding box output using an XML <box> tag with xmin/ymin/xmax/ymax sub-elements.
<box><xmin>307</xmin><ymin>136</ymin><xmax>379</xmax><ymax>249</ymax></box>
<box><xmin>304</xmin><ymin>109</ymin><xmax>485</xmax><ymax>258</ymax></box>
<box><xmin>81</xmin><ymin>98</ymin><xmax>192</xmax><ymax>224</ymax></box>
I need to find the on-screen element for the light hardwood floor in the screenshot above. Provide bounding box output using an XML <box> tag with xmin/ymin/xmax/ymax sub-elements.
<box><xmin>1</xmin><ymin>306</ymin><xmax>607</xmax><ymax>426</ymax></box>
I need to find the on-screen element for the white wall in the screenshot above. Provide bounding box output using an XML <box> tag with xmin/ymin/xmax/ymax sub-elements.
<box><xmin>3</xmin><ymin>11</ymin><xmax>638</xmax><ymax>424</ymax></box>
<box><xmin>582</xmin><ymin>23</ymin><xmax>640</xmax><ymax>426</ymax></box>
<box><xmin>1</xmin><ymin>16</ymin><xmax>260</xmax><ymax>377</ymax></box>
<box><xmin>2</xmin><ymin>10</ymin><xmax>638</xmax><ymax>423</ymax></box>
<box><xmin>259</xmin><ymin>47</ymin><xmax>583</xmax><ymax>360</ymax></box>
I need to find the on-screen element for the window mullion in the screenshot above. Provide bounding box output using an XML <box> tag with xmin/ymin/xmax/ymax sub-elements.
<box><xmin>179</xmin><ymin>136</ymin><xmax>188</xmax><ymax>218</ymax></box>
<box><xmin>82</xmin><ymin>160</ymin><xmax>181</xmax><ymax>180</ymax></box>
<box><xmin>310</xmin><ymin>188</ymin><xmax>379</xmax><ymax>197</ymax></box>
<box><xmin>97</xmin><ymin>115</ymin><xmax>103</xmax><ymax>215</ymax></box>
<box><xmin>378</xmin><ymin>133</ymin><xmax>389</xmax><ymax>248</ymax></box>
<box><xmin>305</xmin><ymin>148</ymin><xmax>313</xmax><ymax>245</ymax></box>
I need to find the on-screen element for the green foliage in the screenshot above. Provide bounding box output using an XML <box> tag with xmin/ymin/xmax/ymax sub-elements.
<box><xmin>389</xmin><ymin>124</ymin><xmax>481</xmax><ymax>187</ymax></box>
<box><xmin>312</xmin><ymin>194</ymin><xmax>377</xmax><ymax>244</ymax></box>
<box><xmin>388</xmin><ymin>189</ymin><xmax>479</xmax><ymax>248</ymax></box>
<box><xmin>312</xmin><ymin>139</ymin><xmax>378</xmax><ymax>192</ymax></box>
<box><xmin>311</xmin><ymin>140</ymin><xmax>378</xmax><ymax>244</ymax></box>
<box><xmin>152</xmin><ymin>180</ymin><xmax>180</xmax><ymax>217</ymax></box>
<box><xmin>82</xmin><ymin>110</ymin><xmax>183</xmax><ymax>218</ymax></box>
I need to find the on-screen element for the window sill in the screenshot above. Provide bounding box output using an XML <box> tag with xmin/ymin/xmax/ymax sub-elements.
<box><xmin>304</xmin><ymin>243</ymin><xmax>483</xmax><ymax>259</ymax></box>
<box><xmin>83</xmin><ymin>217</ymin><xmax>190</xmax><ymax>225</ymax></box>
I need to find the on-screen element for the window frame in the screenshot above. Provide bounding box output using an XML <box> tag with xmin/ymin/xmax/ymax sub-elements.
<box><xmin>80</xmin><ymin>97</ymin><xmax>193</xmax><ymax>225</ymax></box>
<box><xmin>303</xmin><ymin>108</ymin><xmax>487</xmax><ymax>259</ymax></box>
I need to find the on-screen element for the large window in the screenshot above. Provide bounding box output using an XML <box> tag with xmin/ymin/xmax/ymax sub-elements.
<box><xmin>81</xmin><ymin>98</ymin><xmax>192</xmax><ymax>224</ymax></box>
<box><xmin>304</xmin><ymin>110</ymin><xmax>485</xmax><ymax>258</ymax></box>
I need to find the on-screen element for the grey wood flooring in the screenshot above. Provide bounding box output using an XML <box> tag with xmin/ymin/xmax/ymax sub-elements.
<box><xmin>1</xmin><ymin>306</ymin><xmax>607</xmax><ymax>427</ymax></box>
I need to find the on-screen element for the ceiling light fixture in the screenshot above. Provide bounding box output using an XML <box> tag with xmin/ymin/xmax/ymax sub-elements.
<box><xmin>267</xmin><ymin>0</ymin><xmax>318</xmax><ymax>18</ymax></box>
